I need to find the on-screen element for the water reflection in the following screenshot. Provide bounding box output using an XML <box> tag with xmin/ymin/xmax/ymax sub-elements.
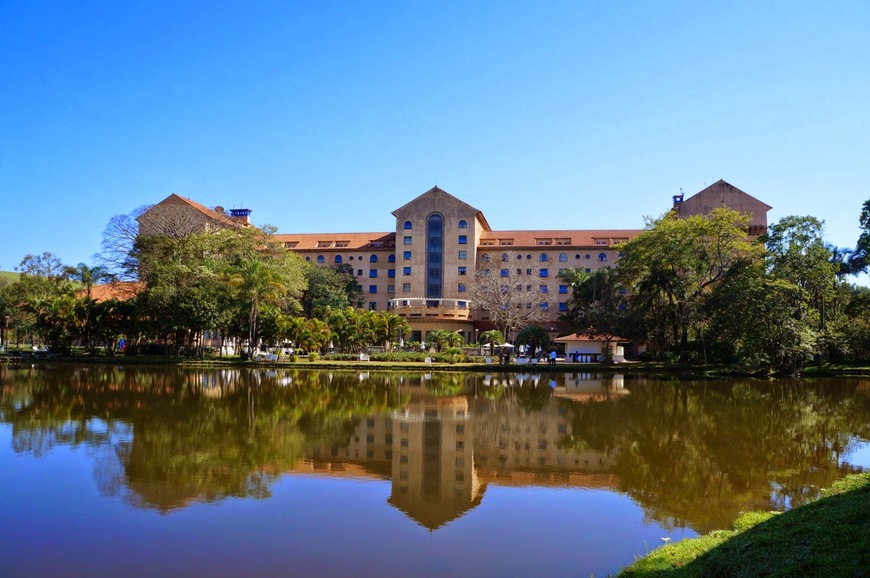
<box><xmin>2</xmin><ymin>365</ymin><xmax>869</xmax><ymax>534</ymax></box>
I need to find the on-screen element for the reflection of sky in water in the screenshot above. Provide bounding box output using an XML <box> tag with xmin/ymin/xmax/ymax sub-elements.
<box><xmin>843</xmin><ymin>438</ymin><xmax>870</xmax><ymax>470</ymax></box>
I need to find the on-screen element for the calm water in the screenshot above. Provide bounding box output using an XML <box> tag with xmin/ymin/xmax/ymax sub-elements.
<box><xmin>2</xmin><ymin>366</ymin><xmax>869</xmax><ymax>577</ymax></box>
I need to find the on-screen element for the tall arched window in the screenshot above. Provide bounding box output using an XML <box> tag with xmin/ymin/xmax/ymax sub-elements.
<box><xmin>370</xmin><ymin>255</ymin><xmax>378</xmax><ymax>263</ymax></box>
<box><xmin>426</xmin><ymin>213</ymin><xmax>443</xmax><ymax>299</ymax></box>
<box><xmin>539</xmin><ymin>253</ymin><xmax>549</xmax><ymax>262</ymax></box>
<box><xmin>458</xmin><ymin>219</ymin><xmax>467</xmax><ymax>229</ymax></box>
<box><xmin>334</xmin><ymin>255</ymin><xmax>343</xmax><ymax>264</ymax></box>
<box><xmin>316</xmin><ymin>255</ymin><xmax>324</xmax><ymax>264</ymax></box>
<box><xmin>559</xmin><ymin>253</ymin><xmax>568</xmax><ymax>262</ymax></box>
<box><xmin>404</xmin><ymin>220</ymin><xmax>413</xmax><ymax>229</ymax></box>
<box><xmin>598</xmin><ymin>253</ymin><xmax>607</xmax><ymax>262</ymax></box>
<box><xmin>388</xmin><ymin>254</ymin><xmax>396</xmax><ymax>263</ymax></box>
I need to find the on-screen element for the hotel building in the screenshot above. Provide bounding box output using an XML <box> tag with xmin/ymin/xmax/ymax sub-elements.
<box><xmin>143</xmin><ymin>180</ymin><xmax>770</xmax><ymax>344</ymax></box>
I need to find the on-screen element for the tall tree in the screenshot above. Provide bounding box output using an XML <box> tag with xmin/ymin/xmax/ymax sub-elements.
<box><xmin>471</xmin><ymin>252</ymin><xmax>552</xmax><ymax>341</ymax></box>
<box><xmin>848</xmin><ymin>199</ymin><xmax>870</xmax><ymax>274</ymax></box>
<box><xmin>617</xmin><ymin>208</ymin><xmax>761</xmax><ymax>362</ymax></box>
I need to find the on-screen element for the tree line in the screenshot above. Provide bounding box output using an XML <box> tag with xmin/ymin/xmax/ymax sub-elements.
<box><xmin>559</xmin><ymin>202</ymin><xmax>870</xmax><ymax>373</ymax></box>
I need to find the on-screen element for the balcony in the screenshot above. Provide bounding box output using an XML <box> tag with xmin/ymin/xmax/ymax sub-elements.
<box><xmin>388</xmin><ymin>298</ymin><xmax>474</xmax><ymax>320</ymax></box>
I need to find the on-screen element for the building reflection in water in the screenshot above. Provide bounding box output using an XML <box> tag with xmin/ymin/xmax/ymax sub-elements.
<box><xmin>297</xmin><ymin>372</ymin><xmax>625</xmax><ymax>530</ymax></box>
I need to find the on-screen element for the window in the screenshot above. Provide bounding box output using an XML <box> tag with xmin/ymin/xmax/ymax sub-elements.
<box><xmin>334</xmin><ymin>255</ymin><xmax>342</xmax><ymax>264</ymax></box>
<box><xmin>349</xmin><ymin>256</ymin><xmax>355</xmax><ymax>261</ymax></box>
<box><xmin>540</xmin><ymin>269</ymin><xmax>549</xmax><ymax>277</ymax></box>
<box><xmin>458</xmin><ymin>250</ymin><xmax>467</xmax><ymax>260</ymax></box>
<box><xmin>458</xmin><ymin>266</ymin><xmax>467</xmax><ymax>275</ymax></box>
<box><xmin>458</xmin><ymin>235</ymin><xmax>467</xmax><ymax>244</ymax></box>
<box><xmin>305</xmin><ymin>256</ymin><xmax>311</xmax><ymax>261</ymax></box>
<box><xmin>540</xmin><ymin>285</ymin><xmax>548</xmax><ymax>293</ymax></box>
<box><xmin>403</xmin><ymin>283</ymin><xmax>411</xmax><ymax>292</ymax></box>
<box><xmin>501</xmin><ymin>253</ymin><xmax>509</xmax><ymax>262</ymax></box>
<box><xmin>599</xmin><ymin>253</ymin><xmax>608</xmax><ymax>262</ymax></box>
<box><xmin>369</xmin><ymin>269</ymin><xmax>377</xmax><ymax>278</ymax></box>
<box><xmin>559</xmin><ymin>285</ymin><xmax>568</xmax><ymax>294</ymax></box>
<box><xmin>403</xmin><ymin>251</ymin><xmax>411</xmax><ymax>260</ymax></box>
<box><xmin>403</xmin><ymin>267</ymin><xmax>411</xmax><ymax>275</ymax></box>
<box><xmin>500</xmin><ymin>269</ymin><xmax>509</xmax><ymax>277</ymax></box>
<box><xmin>482</xmin><ymin>253</ymin><xmax>490</xmax><ymax>263</ymax></box>
<box><xmin>369</xmin><ymin>302</ymin><xmax>377</xmax><ymax>310</ymax></box>
<box><xmin>427</xmin><ymin>213</ymin><xmax>444</xmax><ymax>299</ymax></box>
<box><xmin>404</xmin><ymin>220</ymin><xmax>412</xmax><ymax>229</ymax></box>
<box><xmin>559</xmin><ymin>253</ymin><xmax>568</xmax><ymax>262</ymax></box>
<box><xmin>559</xmin><ymin>302</ymin><xmax>568</xmax><ymax>312</ymax></box>
<box><xmin>388</xmin><ymin>269</ymin><xmax>395</xmax><ymax>278</ymax></box>
<box><xmin>540</xmin><ymin>253</ymin><xmax>548</xmax><ymax>262</ymax></box>
<box><xmin>370</xmin><ymin>255</ymin><xmax>378</xmax><ymax>263</ymax></box>
<box><xmin>388</xmin><ymin>254</ymin><xmax>395</xmax><ymax>263</ymax></box>
<box><xmin>458</xmin><ymin>283</ymin><xmax>466</xmax><ymax>292</ymax></box>
<box><xmin>458</xmin><ymin>220</ymin><xmax>468</xmax><ymax>229</ymax></box>
<box><xmin>404</xmin><ymin>236</ymin><xmax>412</xmax><ymax>245</ymax></box>
<box><xmin>539</xmin><ymin>302</ymin><xmax>549</xmax><ymax>311</ymax></box>
<box><xmin>369</xmin><ymin>285</ymin><xmax>377</xmax><ymax>294</ymax></box>
<box><xmin>387</xmin><ymin>284</ymin><xmax>395</xmax><ymax>293</ymax></box>
<box><xmin>316</xmin><ymin>255</ymin><xmax>324</xmax><ymax>264</ymax></box>
<box><xmin>357</xmin><ymin>269</ymin><xmax>363</xmax><ymax>276</ymax></box>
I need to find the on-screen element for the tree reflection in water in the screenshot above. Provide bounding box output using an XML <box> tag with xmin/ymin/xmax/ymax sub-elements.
<box><xmin>1</xmin><ymin>365</ymin><xmax>869</xmax><ymax>532</ymax></box>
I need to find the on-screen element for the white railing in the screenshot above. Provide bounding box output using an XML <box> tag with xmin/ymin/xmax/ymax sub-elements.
<box><xmin>388</xmin><ymin>298</ymin><xmax>473</xmax><ymax>310</ymax></box>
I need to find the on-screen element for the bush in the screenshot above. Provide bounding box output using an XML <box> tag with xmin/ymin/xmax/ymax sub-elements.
<box><xmin>308</xmin><ymin>351</ymin><xmax>319</xmax><ymax>362</ymax></box>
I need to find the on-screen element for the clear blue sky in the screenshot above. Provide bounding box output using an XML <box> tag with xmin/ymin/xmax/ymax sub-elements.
<box><xmin>2</xmin><ymin>1</ymin><xmax>868</xmax><ymax>278</ymax></box>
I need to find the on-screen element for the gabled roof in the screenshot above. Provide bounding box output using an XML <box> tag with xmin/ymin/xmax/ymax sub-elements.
<box><xmin>689</xmin><ymin>179</ymin><xmax>773</xmax><ymax>211</ymax></box>
<box><xmin>142</xmin><ymin>193</ymin><xmax>248</xmax><ymax>229</ymax></box>
<box><xmin>392</xmin><ymin>186</ymin><xmax>492</xmax><ymax>231</ymax></box>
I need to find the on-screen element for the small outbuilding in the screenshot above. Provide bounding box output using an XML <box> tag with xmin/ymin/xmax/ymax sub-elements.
<box><xmin>553</xmin><ymin>333</ymin><xmax>628</xmax><ymax>363</ymax></box>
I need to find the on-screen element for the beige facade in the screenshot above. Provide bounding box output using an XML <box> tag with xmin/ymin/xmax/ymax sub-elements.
<box><xmin>142</xmin><ymin>181</ymin><xmax>770</xmax><ymax>344</ymax></box>
<box><xmin>672</xmin><ymin>179</ymin><xmax>771</xmax><ymax>236</ymax></box>
<box><xmin>274</xmin><ymin>186</ymin><xmax>644</xmax><ymax>343</ymax></box>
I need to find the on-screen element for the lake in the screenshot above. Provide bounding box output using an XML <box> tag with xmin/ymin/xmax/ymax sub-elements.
<box><xmin>2</xmin><ymin>365</ymin><xmax>869</xmax><ymax>577</ymax></box>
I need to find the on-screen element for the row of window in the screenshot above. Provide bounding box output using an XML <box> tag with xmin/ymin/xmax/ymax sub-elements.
<box><xmin>482</xmin><ymin>253</ymin><xmax>609</xmax><ymax>263</ymax></box>
<box><xmin>305</xmin><ymin>251</ymin><xmax>610</xmax><ymax>266</ymax></box>
<box><xmin>403</xmin><ymin>235</ymin><xmax>467</xmax><ymax>245</ymax></box>
<box><xmin>404</xmin><ymin>219</ymin><xmax>468</xmax><ymax>230</ymax></box>
<box><xmin>307</xmin><ymin>254</ymin><xmax>398</xmax><ymax>265</ymax></box>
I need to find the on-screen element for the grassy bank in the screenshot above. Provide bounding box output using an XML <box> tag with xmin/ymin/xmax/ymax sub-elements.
<box><xmin>617</xmin><ymin>472</ymin><xmax>870</xmax><ymax>577</ymax></box>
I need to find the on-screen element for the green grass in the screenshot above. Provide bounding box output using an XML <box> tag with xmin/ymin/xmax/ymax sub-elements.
<box><xmin>0</xmin><ymin>270</ymin><xmax>20</xmax><ymax>284</ymax></box>
<box><xmin>617</xmin><ymin>472</ymin><xmax>870</xmax><ymax>577</ymax></box>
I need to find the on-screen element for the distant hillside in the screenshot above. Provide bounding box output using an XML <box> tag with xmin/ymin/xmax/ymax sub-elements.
<box><xmin>0</xmin><ymin>270</ymin><xmax>20</xmax><ymax>284</ymax></box>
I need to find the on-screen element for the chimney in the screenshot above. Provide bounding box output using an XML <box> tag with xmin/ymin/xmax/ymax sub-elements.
<box><xmin>229</xmin><ymin>208</ymin><xmax>252</xmax><ymax>225</ymax></box>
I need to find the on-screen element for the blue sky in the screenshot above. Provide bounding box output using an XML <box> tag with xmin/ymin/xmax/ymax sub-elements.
<box><xmin>1</xmin><ymin>1</ymin><xmax>868</xmax><ymax>279</ymax></box>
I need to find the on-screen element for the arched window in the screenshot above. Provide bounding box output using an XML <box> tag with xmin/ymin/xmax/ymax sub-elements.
<box><xmin>388</xmin><ymin>254</ymin><xmax>396</xmax><ymax>263</ymax></box>
<box><xmin>403</xmin><ymin>220</ymin><xmax>412</xmax><ymax>229</ymax></box>
<box><xmin>370</xmin><ymin>255</ymin><xmax>378</xmax><ymax>263</ymax></box>
<box><xmin>426</xmin><ymin>213</ymin><xmax>444</xmax><ymax>299</ymax></box>
<box><xmin>539</xmin><ymin>253</ymin><xmax>549</xmax><ymax>262</ymax></box>
<box><xmin>458</xmin><ymin>220</ymin><xmax>467</xmax><ymax>229</ymax></box>
<box><xmin>334</xmin><ymin>255</ymin><xmax>343</xmax><ymax>264</ymax></box>
<box><xmin>598</xmin><ymin>253</ymin><xmax>607</xmax><ymax>262</ymax></box>
<box><xmin>559</xmin><ymin>253</ymin><xmax>568</xmax><ymax>262</ymax></box>
<box><xmin>316</xmin><ymin>255</ymin><xmax>324</xmax><ymax>264</ymax></box>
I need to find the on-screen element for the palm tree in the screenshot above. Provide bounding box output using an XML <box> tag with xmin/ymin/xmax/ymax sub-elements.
<box><xmin>66</xmin><ymin>262</ymin><xmax>113</xmax><ymax>300</ymax></box>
